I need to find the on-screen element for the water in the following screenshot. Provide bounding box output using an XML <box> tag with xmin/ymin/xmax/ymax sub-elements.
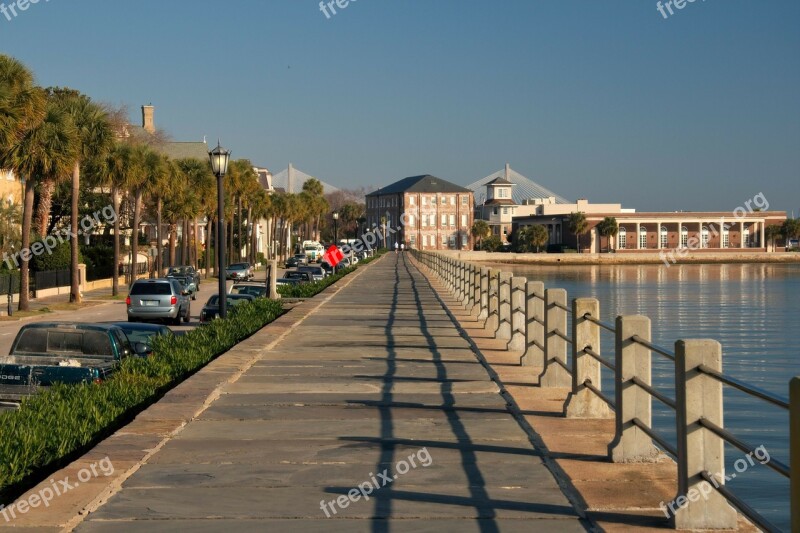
<box><xmin>489</xmin><ymin>262</ymin><xmax>798</xmax><ymax>531</ymax></box>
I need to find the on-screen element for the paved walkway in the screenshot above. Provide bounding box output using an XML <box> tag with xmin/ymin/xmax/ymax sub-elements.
<box><xmin>76</xmin><ymin>254</ymin><xmax>585</xmax><ymax>532</ymax></box>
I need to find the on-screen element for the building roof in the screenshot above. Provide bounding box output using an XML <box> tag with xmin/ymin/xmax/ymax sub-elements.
<box><xmin>468</xmin><ymin>165</ymin><xmax>570</xmax><ymax>205</ymax></box>
<box><xmin>271</xmin><ymin>164</ymin><xmax>340</xmax><ymax>195</ymax></box>
<box><xmin>367</xmin><ymin>175</ymin><xmax>471</xmax><ymax>196</ymax></box>
<box><xmin>487</xmin><ymin>177</ymin><xmax>514</xmax><ymax>185</ymax></box>
<box><xmin>483</xmin><ymin>198</ymin><xmax>517</xmax><ymax>206</ymax></box>
<box><xmin>160</xmin><ymin>141</ymin><xmax>209</xmax><ymax>161</ymax></box>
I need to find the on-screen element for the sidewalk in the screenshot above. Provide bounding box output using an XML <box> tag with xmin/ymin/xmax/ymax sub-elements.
<box><xmin>13</xmin><ymin>253</ymin><xmax>585</xmax><ymax>531</ymax></box>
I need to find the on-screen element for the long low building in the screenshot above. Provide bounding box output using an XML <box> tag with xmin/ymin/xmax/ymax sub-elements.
<box><xmin>512</xmin><ymin>210</ymin><xmax>788</xmax><ymax>253</ymax></box>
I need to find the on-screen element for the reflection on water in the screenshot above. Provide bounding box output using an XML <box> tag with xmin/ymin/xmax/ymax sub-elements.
<box><xmin>490</xmin><ymin>262</ymin><xmax>799</xmax><ymax>530</ymax></box>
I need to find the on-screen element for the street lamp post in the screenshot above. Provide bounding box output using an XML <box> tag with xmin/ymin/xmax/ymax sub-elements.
<box><xmin>209</xmin><ymin>142</ymin><xmax>231</xmax><ymax>319</ymax></box>
<box><xmin>333</xmin><ymin>212</ymin><xmax>339</xmax><ymax>245</ymax></box>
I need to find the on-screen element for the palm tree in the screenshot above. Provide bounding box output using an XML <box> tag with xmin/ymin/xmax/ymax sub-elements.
<box><xmin>0</xmin><ymin>100</ymin><xmax>77</xmax><ymax>310</ymax></box>
<box><xmin>764</xmin><ymin>224</ymin><xmax>783</xmax><ymax>252</ymax></box>
<box><xmin>567</xmin><ymin>212</ymin><xmax>589</xmax><ymax>253</ymax></box>
<box><xmin>782</xmin><ymin>218</ymin><xmax>800</xmax><ymax>249</ymax></box>
<box><xmin>471</xmin><ymin>220</ymin><xmax>490</xmax><ymax>250</ymax></box>
<box><xmin>128</xmin><ymin>144</ymin><xmax>156</xmax><ymax>284</ymax></box>
<box><xmin>50</xmin><ymin>89</ymin><xmax>113</xmax><ymax>303</ymax></box>
<box><xmin>0</xmin><ymin>55</ymin><xmax>46</xmax><ymax>151</ymax></box>
<box><xmin>596</xmin><ymin>216</ymin><xmax>619</xmax><ymax>253</ymax></box>
<box><xmin>140</xmin><ymin>152</ymin><xmax>170</xmax><ymax>275</ymax></box>
<box><xmin>102</xmin><ymin>143</ymin><xmax>135</xmax><ymax>295</ymax></box>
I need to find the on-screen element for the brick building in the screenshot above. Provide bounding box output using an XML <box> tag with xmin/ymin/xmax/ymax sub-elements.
<box><xmin>366</xmin><ymin>175</ymin><xmax>474</xmax><ymax>250</ymax></box>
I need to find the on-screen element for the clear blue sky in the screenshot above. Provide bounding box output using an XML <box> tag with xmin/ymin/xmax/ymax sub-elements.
<box><xmin>2</xmin><ymin>0</ymin><xmax>798</xmax><ymax>213</ymax></box>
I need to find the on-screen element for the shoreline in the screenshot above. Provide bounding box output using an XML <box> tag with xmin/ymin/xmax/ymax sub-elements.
<box><xmin>437</xmin><ymin>250</ymin><xmax>800</xmax><ymax>266</ymax></box>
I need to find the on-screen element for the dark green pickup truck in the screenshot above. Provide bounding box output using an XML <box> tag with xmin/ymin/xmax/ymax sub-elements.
<box><xmin>0</xmin><ymin>323</ymin><xmax>135</xmax><ymax>403</ymax></box>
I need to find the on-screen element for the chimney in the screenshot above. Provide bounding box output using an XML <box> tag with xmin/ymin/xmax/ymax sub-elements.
<box><xmin>504</xmin><ymin>163</ymin><xmax>511</xmax><ymax>181</ymax></box>
<box><xmin>142</xmin><ymin>104</ymin><xmax>155</xmax><ymax>134</ymax></box>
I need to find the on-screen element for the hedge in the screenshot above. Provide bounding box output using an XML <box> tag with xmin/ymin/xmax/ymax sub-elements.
<box><xmin>0</xmin><ymin>297</ymin><xmax>283</xmax><ymax>497</ymax></box>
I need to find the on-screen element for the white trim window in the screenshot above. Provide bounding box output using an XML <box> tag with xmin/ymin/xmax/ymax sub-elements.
<box><xmin>702</xmin><ymin>226</ymin><xmax>710</xmax><ymax>248</ymax></box>
<box><xmin>449</xmin><ymin>214</ymin><xmax>455</xmax><ymax>227</ymax></box>
<box><xmin>422</xmin><ymin>196</ymin><xmax>427</xmax><ymax>206</ymax></box>
<box><xmin>461</xmin><ymin>214</ymin><xmax>467</xmax><ymax>227</ymax></box>
<box><xmin>660</xmin><ymin>226</ymin><xmax>668</xmax><ymax>248</ymax></box>
<box><xmin>422</xmin><ymin>214</ymin><xmax>428</xmax><ymax>228</ymax></box>
<box><xmin>681</xmin><ymin>226</ymin><xmax>689</xmax><ymax>248</ymax></box>
<box><xmin>409</xmin><ymin>196</ymin><xmax>415</xmax><ymax>206</ymax></box>
<box><xmin>639</xmin><ymin>227</ymin><xmax>648</xmax><ymax>249</ymax></box>
<box><xmin>441</xmin><ymin>214</ymin><xmax>447</xmax><ymax>227</ymax></box>
<box><xmin>618</xmin><ymin>227</ymin><xmax>627</xmax><ymax>249</ymax></box>
<box><xmin>722</xmin><ymin>226</ymin><xmax>730</xmax><ymax>248</ymax></box>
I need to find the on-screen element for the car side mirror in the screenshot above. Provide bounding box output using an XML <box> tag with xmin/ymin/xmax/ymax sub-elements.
<box><xmin>181</xmin><ymin>290</ymin><xmax>189</xmax><ymax>296</ymax></box>
<box><xmin>134</xmin><ymin>343</ymin><xmax>153</xmax><ymax>357</ymax></box>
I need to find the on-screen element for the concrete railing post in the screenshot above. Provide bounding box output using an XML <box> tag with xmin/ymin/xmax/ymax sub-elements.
<box><xmin>497</xmin><ymin>272</ymin><xmax>513</xmax><ymax>340</ymax></box>
<box><xmin>465</xmin><ymin>265</ymin><xmax>475</xmax><ymax>312</ymax></box>
<box><xmin>478</xmin><ymin>267</ymin><xmax>489</xmax><ymax>321</ymax></box>
<box><xmin>672</xmin><ymin>340</ymin><xmax>737</xmax><ymax>530</ymax></box>
<box><xmin>521</xmin><ymin>281</ymin><xmax>545</xmax><ymax>367</ymax></box>
<box><xmin>792</xmin><ymin>377</ymin><xmax>800</xmax><ymax>533</ymax></box>
<box><xmin>565</xmin><ymin>298</ymin><xmax>610</xmax><ymax>418</ymax></box>
<box><xmin>508</xmin><ymin>277</ymin><xmax>526</xmax><ymax>351</ymax></box>
<box><xmin>459</xmin><ymin>262</ymin><xmax>467</xmax><ymax>306</ymax></box>
<box><xmin>608</xmin><ymin>315</ymin><xmax>659</xmax><ymax>462</ymax></box>
<box><xmin>539</xmin><ymin>288</ymin><xmax>571</xmax><ymax>387</ymax></box>
<box><xmin>486</xmin><ymin>269</ymin><xmax>500</xmax><ymax>332</ymax></box>
<box><xmin>472</xmin><ymin>266</ymin><xmax>481</xmax><ymax>316</ymax></box>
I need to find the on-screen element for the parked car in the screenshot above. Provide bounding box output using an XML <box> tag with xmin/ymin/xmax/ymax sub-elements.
<box><xmin>199</xmin><ymin>294</ymin><xmax>256</xmax><ymax>323</ymax></box>
<box><xmin>276</xmin><ymin>278</ymin><xmax>301</xmax><ymax>287</ymax></box>
<box><xmin>0</xmin><ymin>323</ymin><xmax>134</xmax><ymax>402</ymax></box>
<box><xmin>298</xmin><ymin>265</ymin><xmax>326</xmax><ymax>281</ymax></box>
<box><xmin>112</xmin><ymin>322</ymin><xmax>173</xmax><ymax>357</ymax></box>
<box><xmin>229</xmin><ymin>283</ymin><xmax>268</xmax><ymax>298</ymax></box>
<box><xmin>225</xmin><ymin>262</ymin><xmax>254</xmax><ymax>280</ymax></box>
<box><xmin>127</xmin><ymin>278</ymin><xmax>191</xmax><ymax>325</ymax></box>
<box><xmin>283</xmin><ymin>270</ymin><xmax>313</xmax><ymax>283</ymax></box>
<box><xmin>167</xmin><ymin>274</ymin><xmax>197</xmax><ymax>300</ymax></box>
<box><xmin>167</xmin><ymin>265</ymin><xmax>201</xmax><ymax>288</ymax></box>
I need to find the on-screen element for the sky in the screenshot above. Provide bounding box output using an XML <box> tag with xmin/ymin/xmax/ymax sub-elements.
<box><xmin>1</xmin><ymin>0</ymin><xmax>799</xmax><ymax>213</ymax></box>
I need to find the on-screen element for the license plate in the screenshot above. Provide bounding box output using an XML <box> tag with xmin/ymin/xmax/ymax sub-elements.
<box><xmin>144</xmin><ymin>300</ymin><xmax>159</xmax><ymax>307</ymax></box>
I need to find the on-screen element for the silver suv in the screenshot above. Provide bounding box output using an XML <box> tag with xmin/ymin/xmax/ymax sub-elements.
<box><xmin>127</xmin><ymin>279</ymin><xmax>190</xmax><ymax>325</ymax></box>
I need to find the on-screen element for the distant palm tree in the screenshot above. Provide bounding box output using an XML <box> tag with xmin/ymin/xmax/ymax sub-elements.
<box><xmin>567</xmin><ymin>212</ymin><xmax>589</xmax><ymax>253</ymax></box>
<box><xmin>782</xmin><ymin>218</ymin><xmax>800</xmax><ymax>249</ymax></box>
<box><xmin>1</xmin><ymin>100</ymin><xmax>77</xmax><ymax>310</ymax></box>
<box><xmin>471</xmin><ymin>220</ymin><xmax>490</xmax><ymax>250</ymax></box>
<box><xmin>597</xmin><ymin>216</ymin><xmax>619</xmax><ymax>253</ymax></box>
<box><xmin>0</xmin><ymin>55</ymin><xmax>45</xmax><ymax>150</ymax></box>
<box><xmin>764</xmin><ymin>224</ymin><xmax>783</xmax><ymax>252</ymax></box>
<box><xmin>51</xmin><ymin>89</ymin><xmax>113</xmax><ymax>303</ymax></box>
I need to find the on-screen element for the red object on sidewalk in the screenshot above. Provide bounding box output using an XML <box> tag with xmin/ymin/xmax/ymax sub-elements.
<box><xmin>323</xmin><ymin>245</ymin><xmax>345</xmax><ymax>267</ymax></box>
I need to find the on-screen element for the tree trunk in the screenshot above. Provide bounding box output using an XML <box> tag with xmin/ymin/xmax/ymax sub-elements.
<box><xmin>182</xmin><ymin>219</ymin><xmax>189</xmax><ymax>266</ymax></box>
<box><xmin>18</xmin><ymin>179</ymin><xmax>35</xmax><ymax>311</ymax></box>
<box><xmin>156</xmin><ymin>196</ymin><xmax>163</xmax><ymax>276</ymax></box>
<box><xmin>70</xmin><ymin>161</ymin><xmax>81</xmax><ymax>304</ymax></box>
<box><xmin>36</xmin><ymin>178</ymin><xmax>55</xmax><ymax>237</ymax></box>
<box><xmin>131</xmin><ymin>191</ymin><xmax>143</xmax><ymax>285</ymax></box>
<box><xmin>246</xmin><ymin>206</ymin><xmax>253</xmax><ymax>263</ymax></box>
<box><xmin>168</xmin><ymin>222</ymin><xmax>176</xmax><ymax>267</ymax></box>
<box><xmin>207</xmin><ymin>218</ymin><xmax>214</xmax><ymax>278</ymax></box>
<box><xmin>112</xmin><ymin>187</ymin><xmax>120</xmax><ymax>296</ymax></box>
<box><xmin>194</xmin><ymin>218</ymin><xmax>200</xmax><ymax>268</ymax></box>
<box><xmin>237</xmin><ymin>196</ymin><xmax>242</xmax><ymax>262</ymax></box>
<box><xmin>228</xmin><ymin>218</ymin><xmax>234</xmax><ymax>264</ymax></box>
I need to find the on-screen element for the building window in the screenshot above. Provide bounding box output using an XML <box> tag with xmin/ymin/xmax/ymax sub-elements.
<box><xmin>409</xmin><ymin>196</ymin><xmax>415</xmax><ymax>206</ymax></box>
<box><xmin>422</xmin><ymin>196</ymin><xmax>427</xmax><ymax>206</ymax></box>
<box><xmin>421</xmin><ymin>215</ymin><xmax>427</xmax><ymax>227</ymax></box>
<box><xmin>639</xmin><ymin>227</ymin><xmax>647</xmax><ymax>249</ymax></box>
<box><xmin>660</xmin><ymin>226</ymin><xmax>668</xmax><ymax>248</ymax></box>
<box><xmin>618</xmin><ymin>227</ymin><xmax>627</xmax><ymax>249</ymax></box>
<box><xmin>441</xmin><ymin>214</ymin><xmax>447</xmax><ymax>227</ymax></box>
<box><xmin>441</xmin><ymin>196</ymin><xmax>447</xmax><ymax>206</ymax></box>
<box><xmin>450</xmin><ymin>196</ymin><xmax>455</xmax><ymax>205</ymax></box>
<box><xmin>502</xmin><ymin>207</ymin><xmax>508</xmax><ymax>215</ymax></box>
<box><xmin>449</xmin><ymin>236</ymin><xmax>455</xmax><ymax>248</ymax></box>
<box><xmin>492</xmin><ymin>207</ymin><xmax>498</xmax><ymax>215</ymax></box>
<box><xmin>442</xmin><ymin>235</ymin><xmax>447</xmax><ymax>245</ymax></box>
<box><xmin>722</xmin><ymin>227</ymin><xmax>730</xmax><ymax>248</ymax></box>
<box><xmin>449</xmin><ymin>214</ymin><xmax>455</xmax><ymax>227</ymax></box>
<box><xmin>702</xmin><ymin>226</ymin><xmax>710</xmax><ymax>248</ymax></box>
<box><xmin>462</xmin><ymin>233</ymin><xmax>468</xmax><ymax>247</ymax></box>
<box><xmin>410</xmin><ymin>235</ymin><xmax>416</xmax><ymax>247</ymax></box>
<box><xmin>681</xmin><ymin>226</ymin><xmax>689</xmax><ymax>248</ymax></box>
<box><xmin>461</xmin><ymin>196</ymin><xmax>468</xmax><ymax>206</ymax></box>
<box><xmin>461</xmin><ymin>214</ymin><xmax>467</xmax><ymax>227</ymax></box>
<box><xmin>743</xmin><ymin>228</ymin><xmax>750</xmax><ymax>247</ymax></box>
<box><xmin>408</xmin><ymin>215</ymin><xmax>415</xmax><ymax>227</ymax></box>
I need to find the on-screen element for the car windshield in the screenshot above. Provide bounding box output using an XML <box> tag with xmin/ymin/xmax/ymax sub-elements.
<box><xmin>14</xmin><ymin>328</ymin><xmax>113</xmax><ymax>358</ymax></box>
<box><xmin>130</xmin><ymin>282</ymin><xmax>172</xmax><ymax>296</ymax></box>
<box><xmin>207</xmin><ymin>295</ymin><xmax>251</xmax><ymax>306</ymax></box>
<box><xmin>118</xmin><ymin>327</ymin><xmax>165</xmax><ymax>345</ymax></box>
<box><xmin>232</xmin><ymin>286</ymin><xmax>265</xmax><ymax>296</ymax></box>
<box><xmin>229</xmin><ymin>264</ymin><xmax>247</xmax><ymax>270</ymax></box>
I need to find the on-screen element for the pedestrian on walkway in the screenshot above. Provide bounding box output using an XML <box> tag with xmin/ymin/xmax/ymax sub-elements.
<box><xmin>394</xmin><ymin>242</ymin><xmax>399</xmax><ymax>254</ymax></box>
<box><xmin>400</xmin><ymin>243</ymin><xmax>405</xmax><ymax>252</ymax></box>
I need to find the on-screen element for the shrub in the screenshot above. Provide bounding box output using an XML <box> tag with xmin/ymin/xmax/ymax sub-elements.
<box><xmin>0</xmin><ymin>298</ymin><xmax>283</xmax><ymax>497</ymax></box>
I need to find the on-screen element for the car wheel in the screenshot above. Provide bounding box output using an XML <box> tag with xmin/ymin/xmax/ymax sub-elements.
<box><xmin>171</xmin><ymin>313</ymin><xmax>181</xmax><ymax>326</ymax></box>
<box><xmin>183</xmin><ymin>307</ymin><xmax>191</xmax><ymax>323</ymax></box>
<box><xmin>192</xmin><ymin>294</ymin><xmax>197</xmax><ymax>301</ymax></box>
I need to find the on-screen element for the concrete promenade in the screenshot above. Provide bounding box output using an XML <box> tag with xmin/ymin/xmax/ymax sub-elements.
<box><xmin>50</xmin><ymin>253</ymin><xmax>586</xmax><ymax>531</ymax></box>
